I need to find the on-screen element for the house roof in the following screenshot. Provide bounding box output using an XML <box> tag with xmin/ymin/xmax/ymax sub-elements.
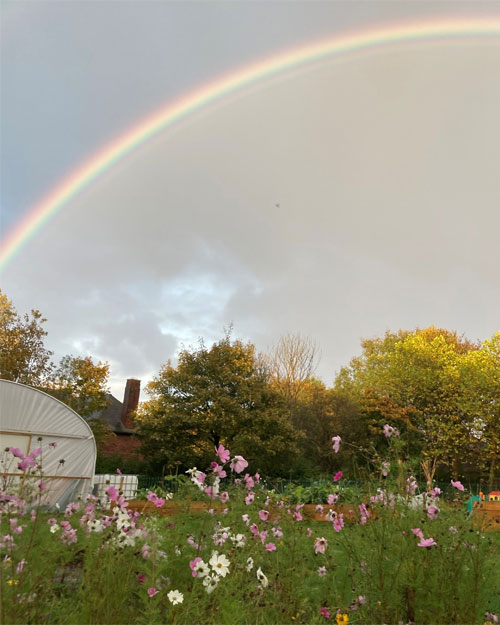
<box><xmin>87</xmin><ymin>393</ymin><xmax>135</xmax><ymax>434</ymax></box>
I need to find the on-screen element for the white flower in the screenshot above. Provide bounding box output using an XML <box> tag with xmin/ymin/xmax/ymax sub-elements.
<box><xmin>209</xmin><ymin>551</ymin><xmax>230</xmax><ymax>577</ymax></box>
<box><xmin>194</xmin><ymin>560</ymin><xmax>210</xmax><ymax>578</ymax></box>
<box><xmin>174</xmin><ymin>546</ymin><xmax>181</xmax><ymax>556</ymax></box>
<box><xmin>231</xmin><ymin>533</ymin><xmax>246</xmax><ymax>548</ymax></box>
<box><xmin>87</xmin><ymin>519</ymin><xmax>103</xmax><ymax>532</ymax></box>
<box><xmin>167</xmin><ymin>590</ymin><xmax>184</xmax><ymax>605</ymax></box>
<box><xmin>246</xmin><ymin>557</ymin><xmax>254</xmax><ymax>572</ymax></box>
<box><xmin>256</xmin><ymin>567</ymin><xmax>268</xmax><ymax>588</ymax></box>
<box><xmin>202</xmin><ymin>574</ymin><xmax>219</xmax><ymax>594</ymax></box>
<box><xmin>50</xmin><ymin>524</ymin><xmax>60</xmax><ymax>533</ymax></box>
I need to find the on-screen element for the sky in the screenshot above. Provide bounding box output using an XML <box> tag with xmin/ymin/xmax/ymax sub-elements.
<box><xmin>1</xmin><ymin>1</ymin><xmax>499</xmax><ymax>401</ymax></box>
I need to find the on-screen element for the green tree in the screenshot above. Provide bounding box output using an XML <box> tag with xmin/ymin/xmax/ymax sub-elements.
<box><xmin>0</xmin><ymin>290</ymin><xmax>54</xmax><ymax>386</ymax></box>
<box><xmin>135</xmin><ymin>333</ymin><xmax>301</xmax><ymax>476</ymax></box>
<box><xmin>45</xmin><ymin>355</ymin><xmax>111</xmax><ymax>417</ymax></box>
<box><xmin>335</xmin><ymin>327</ymin><xmax>483</xmax><ymax>478</ymax></box>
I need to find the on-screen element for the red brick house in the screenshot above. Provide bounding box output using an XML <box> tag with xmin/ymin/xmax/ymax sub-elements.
<box><xmin>89</xmin><ymin>379</ymin><xmax>142</xmax><ymax>460</ymax></box>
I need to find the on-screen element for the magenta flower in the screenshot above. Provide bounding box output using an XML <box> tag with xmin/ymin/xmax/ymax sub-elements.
<box><xmin>331</xmin><ymin>436</ymin><xmax>341</xmax><ymax>453</ymax></box>
<box><xmin>265</xmin><ymin>542</ymin><xmax>276</xmax><ymax>552</ymax></box>
<box><xmin>137</xmin><ymin>573</ymin><xmax>146</xmax><ymax>585</ymax></box>
<box><xmin>259</xmin><ymin>510</ymin><xmax>269</xmax><ymax>522</ymax></box>
<box><xmin>314</xmin><ymin>537</ymin><xmax>328</xmax><ymax>554</ymax></box>
<box><xmin>411</xmin><ymin>528</ymin><xmax>424</xmax><ymax>539</ymax></box>
<box><xmin>451</xmin><ymin>479</ymin><xmax>465</xmax><ymax>491</ymax></box>
<box><xmin>116</xmin><ymin>468</ymin><xmax>122</xmax><ymax>475</ymax></box>
<box><xmin>333</xmin><ymin>471</ymin><xmax>343</xmax><ymax>483</ymax></box>
<box><xmin>250</xmin><ymin>523</ymin><xmax>259</xmax><ymax>535</ymax></box>
<box><xmin>147</xmin><ymin>587</ymin><xmax>159</xmax><ymax>598</ymax></box>
<box><xmin>418</xmin><ymin>537</ymin><xmax>437</xmax><ymax>548</ymax></box>
<box><xmin>320</xmin><ymin>607</ymin><xmax>331</xmax><ymax>619</ymax></box>
<box><xmin>48</xmin><ymin>442</ymin><xmax>57</xmax><ymax>448</ymax></box>
<box><xmin>215</xmin><ymin>444</ymin><xmax>230</xmax><ymax>463</ymax></box>
<box><xmin>230</xmin><ymin>455</ymin><xmax>248</xmax><ymax>474</ymax></box>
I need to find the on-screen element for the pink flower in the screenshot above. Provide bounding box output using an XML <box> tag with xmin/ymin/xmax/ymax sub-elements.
<box><xmin>293</xmin><ymin>510</ymin><xmax>303</xmax><ymax>522</ymax></box>
<box><xmin>333</xmin><ymin>471</ymin><xmax>343</xmax><ymax>483</ymax></box>
<box><xmin>259</xmin><ymin>510</ymin><xmax>269</xmax><ymax>522</ymax></box>
<box><xmin>418</xmin><ymin>537</ymin><xmax>437</xmax><ymax>548</ymax></box>
<box><xmin>137</xmin><ymin>573</ymin><xmax>146</xmax><ymax>584</ymax></box>
<box><xmin>265</xmin><ymin>542</ymin><xmax>276</xmax><ymax>552</ymax></box>
<box><xmin>254</xmin><ymin>473</ymin><xmax>260</xmax><ymax>483</ymax></box>
<box><xmin>116</xmin><ymin>468</ymin><xmax>122</xmax><ymax>475</ymax></box>
<box><xmin>219</xmin><ymin>491</ymin><xmax>229</xmax><ymax>503</ymax></box>
<box><xmin>320</xmin><ymin>607</ymin><xmax>331</xmax><ymax>619</ymax></box>
<box><xmin>358</xmin><ymin>595</ymin><xmax>366</xmax><ymax>605</ymax></box>
<box><xmin>411</xmin><ymin>528</ymin><xmax>424</xmax><ymax>539</ymax></box>
<box><xmin>333</xmin><ymin>514</ymin><xmax>344</xmax><ymax>532</ymax></box>
<box><xmin>16</xmin><ymin>559</ymin><xmax>26</xmax><ymax>575</ymax></box>
<box><xmin>258</xmin><ymin>530</ymin><xmax>268</xmax><ymax>544</ymax></box>
<box><xmin>189</xmin><ymin>556</ymin><xmax>203</xmax><ymax>577</ymax></box>
<box><xmin>327</xmin><ymin>494</ymin><xmax>338</xmax><ymax>505</ymax></box>
<box><xmin>106</xmin><ymin>486</ymin><xmax>118</xmax><ymax>502</ymax></box>
<box><xmin>8</xmin><ymin>447</ymin><xmax>25</xmax><ymax>459</ymax></box>
<box><xmin>204</xmin><ymin>486</ymin><xmax>218</xmax><ymax>499</ymax></box>
<box><xmin>245</xmin><ymin>492</ymin><xmax>255</xmax><ymax>506</ymax></box>
<box><xmin>485</xmin><ymin>612</ymin><xmax>498</xmax><ymax>624</ymax></box>
<box><xmin>244</xmin><ymin>473</ymin><xmax>255</xmax><ymax>489</ymax></box>
<box><xmin>48</xmin><ymin>442</ymin><xmax>57</xmax><ymax>448</ymax></box>
<box><xmin>317</xmin><ymin>566</ymin><xmax>327</xmax><ymax>577</ymax></box>
<box><xmin>215</xmin><ymin>444</ymin><xmax>230</xmax><ymax>463</ymax></box>
<box><xmin>306</xmin><ymin>527</ymin><xmax>312</xmax><ymax>537</ymax></box>
<box><xmin>147</xmin><ymin>587</ymin><xmax>159</xmax><ymax>598</ymax></box>
<box><xmin>314</xmin><ymin>537</ymin><xmax>328</xmax><ymax>554</ymax></box>
<box><xmin>212</xmin><ymin>464</ymin><xmax>227</xmax><ymax>479</ymax></box>
<box><xmin>383</xmin><ymin>424</ymin><xmax>399</xmax><ymax>438</ymax></box>
<box><xmin>451</xmin><ymin>480</ymin><xmax>465</xmax><ymax>491</ymax></box>
<box><xmin>242</xmin><ymin>514</ymin><xmax>250</xmax><ymax>525</ymax></box>
<box><xmin>230</xmin><ymin>455</ymin><xmax>248</xmax><ymax>474</ymax></box>
<box><xmin>250</xmin><ymin>523</ymin><xmax>259</xmax><ymax>535</ymax></box>
<box><xmin>427</xmin><ymin>505</ymin><xmax>439</xmax><ymax>520</ymax></box>
<box><xmin>331</xmin><ymin>436</ymin><xmax>341</xmax><ymax>453</ymax></box>
<box><xmin>429</xmin><ymin>486</ymin><xmax>442</xmax><ymax>497</ymax></box>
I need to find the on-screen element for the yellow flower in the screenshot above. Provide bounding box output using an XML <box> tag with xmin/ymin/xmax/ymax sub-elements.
<box><xmin>336</xmin><ymin>614</ymin><xmax>349</xmax><ymax>625</ymax></box>
<box><xmin>377</xmin><ymin>601</ymin><xmax>382</xmax><ymax>607</ymax></box>
<box><xmin>7</xmin><ymin>579</ymin><xmax>19</xmax><ymax>585</ymax></box>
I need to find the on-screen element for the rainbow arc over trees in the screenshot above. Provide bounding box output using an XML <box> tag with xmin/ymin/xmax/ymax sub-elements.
<box><xmin>1</xmin><ymin>16</ymin><xmax>500</xmax><ymax>271</ymax></box>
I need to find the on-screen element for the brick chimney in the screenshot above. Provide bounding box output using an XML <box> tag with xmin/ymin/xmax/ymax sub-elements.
<box><xmin>121</xmin><ymin>379</ymin><xmax>140</xmax><ymax>430</ymax></box>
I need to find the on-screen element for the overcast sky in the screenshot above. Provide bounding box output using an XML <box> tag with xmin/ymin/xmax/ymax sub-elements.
<box><xmin>1</xmin><ymin>1</ymin><xmax>499</xmax><ymax>401</ymax></box>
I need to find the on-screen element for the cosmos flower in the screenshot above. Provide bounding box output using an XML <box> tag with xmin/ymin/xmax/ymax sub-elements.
<box><xmin>451</xmin><ymin>480</ymin><xmax>465</xmax><ymax>491</ymax></box>
<box><xmin>167</xmin><ymin>590</ymin><xmax>184</xmax><ymax>605</ymax></box>
<box><xmin>332</xmin><ymin>436</ymin><xmax>341</xmax><ymax>453</ymax></box>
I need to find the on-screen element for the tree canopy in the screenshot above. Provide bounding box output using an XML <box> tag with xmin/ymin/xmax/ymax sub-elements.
<box><xmin>135</xmin><ymin>333</ymin><xmax>301</xmax><ymax>475</ymax></box>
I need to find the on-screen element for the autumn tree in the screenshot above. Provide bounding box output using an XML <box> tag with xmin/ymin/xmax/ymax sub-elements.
<box><xmin>135</xmin><ymin>333</ymin><xmax>301</xmax><ymax>476</ymax></box>
<box><xmin>45</xmin><ymin>355</ymin><xmax>110</xmax><ymax>417</ymax></box>
<box><xmin>0</xmin><ymin>291</ymin><xmax>111</xmax><ymax>420</ymax></box>
<box><xmin>0</xmin><ymin>290</ymin><xmax>54</xmax><ymax>386</ymax></box>
<box><xmin>335</xmin><ymin>327</ymin><xmax>485</xmax><ymax>478</ymax></box>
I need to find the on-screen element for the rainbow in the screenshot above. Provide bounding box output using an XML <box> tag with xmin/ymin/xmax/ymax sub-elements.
<box><xmin>1</xmin><ymin>15</ymin><xmax>500</xmax><ymax>272</ymax></box>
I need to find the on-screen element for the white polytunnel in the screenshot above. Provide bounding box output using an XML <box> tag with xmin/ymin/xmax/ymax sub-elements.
<box><xmin>0</xmin><ymin>379</ymin><xmax>96</xmax><ymax>508</ymax></box>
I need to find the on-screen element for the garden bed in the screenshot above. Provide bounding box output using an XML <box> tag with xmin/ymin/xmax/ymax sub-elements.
<box><xmin>473</xmin><ymin>500</ymin><xmax>500</xmax><ymax>530</ymax></box>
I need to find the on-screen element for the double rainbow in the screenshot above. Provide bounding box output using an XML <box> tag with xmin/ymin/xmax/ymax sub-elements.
<box><xmin>1</xmin><ymin>16</ymin><xmax>500</xmax><ymax>272</ymax></box>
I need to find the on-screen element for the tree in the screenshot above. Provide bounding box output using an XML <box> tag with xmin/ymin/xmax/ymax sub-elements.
<box><xmin>45</xmin><ymin>355</ymin><xmax>110</xmax><ymax>417</ymax></box>
<box><xmin>135</xmin><ymin>333</ymin><xmax>301</xmax><ymax>476</ymax></box>
<box><xmin>266</xmin><ymin>333</ymin><xmax>320</xmax><ymax>406</ymax></box>
<box><xmin>335</xmin><ymin>327</ymin><xmax>484</xmax><ymax>478</ymax></box>
<box><xmin>0</xmin><ymin>290</ymin><xmax>53</xmax><ymax>386</ymax></box>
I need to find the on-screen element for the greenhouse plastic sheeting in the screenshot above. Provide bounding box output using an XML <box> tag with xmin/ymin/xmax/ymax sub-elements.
<box><xmin>0</xmin><ymin>380</ymin><xmax>96</xmax><ymax>507</ymax></box>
